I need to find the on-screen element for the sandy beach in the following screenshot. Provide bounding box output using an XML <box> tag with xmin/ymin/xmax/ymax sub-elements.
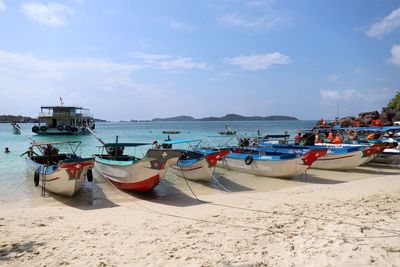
<box><xmin>1</xmin><ymin>166</ymin><xmax>400</xmax><ymax>267</ymax></box>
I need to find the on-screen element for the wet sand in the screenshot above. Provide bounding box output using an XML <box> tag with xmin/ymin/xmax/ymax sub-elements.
<box><xmin>1</xmin><ymin>165</ymin><xmax>400</xmax><ymax>266</ymax></box>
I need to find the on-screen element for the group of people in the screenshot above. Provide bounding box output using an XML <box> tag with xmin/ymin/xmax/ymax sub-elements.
<box><xmin>238</xmin><ymin>137</ymin><xmax>259</xmax><ymax>147</ymax></box>
<box><xmin>294</xmin><ymin>131</ymin><xmax>344</xmax><ymax>145</ymax></box>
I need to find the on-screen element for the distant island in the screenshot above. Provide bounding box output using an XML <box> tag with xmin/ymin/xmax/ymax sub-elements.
<box><xmin>151</xmin><ymin>114</ymin><xmax>298</xmax><ymax>122</ymax></box>
<box><xmin>0</xmin><ymin>115</ymin><xmax>38</xmax><ymax>123</ymax></box>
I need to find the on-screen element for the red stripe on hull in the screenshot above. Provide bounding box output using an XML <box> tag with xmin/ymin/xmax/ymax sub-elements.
<box><xmin>106</xmin><ymin>174</ymin><xmax>160</xmax><ymax>192</ymax></box>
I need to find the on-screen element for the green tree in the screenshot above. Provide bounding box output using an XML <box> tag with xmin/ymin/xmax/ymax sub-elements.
<box><xmin>387</xmin><ymin>91</ymin><xmax>400</xmax><ymax>109</ymax></box>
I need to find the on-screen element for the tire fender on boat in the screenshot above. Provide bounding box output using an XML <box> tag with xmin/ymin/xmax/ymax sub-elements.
<box><xmin>39</xmin><ymin>126</ymin><xmax>47</xmax><ymax>132</ymax></box>
<box><xmin>32</xmin><ymin>126</ymin><xmax>39</xmax><ymax>133</ymax></box>
<box><xmin>34</xmin><ymin>169</ymin><xmax>40</xmax><ymax>187</ymax></box>
<box><xmin>348</xmin><ymin>130</ymin><xmax>357</xmax><ymax>140</ymax></box>
<box><xmin>244</xmin><ymin>155</ymin><xmax>253</xmax><ymax>165</ymax></box>
<box><xmin>57</xmin><ymin>125</ymin><xmax>64</xmax><ymax>131</ymax></box>
<box><xmin>86</xmin><ymin>169</ymin><xmax>93</xmax><ymax>182</ymax></box>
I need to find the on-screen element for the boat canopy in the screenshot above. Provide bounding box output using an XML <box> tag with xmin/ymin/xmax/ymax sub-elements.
<box><xmin>103</xmin><ymin>142</ymin><xmax>151</xmax><ymax>147</ymax></box>
<box><xmin>161</xmin><ymin>139</ymin><xmax>202</xmax><ymax>145</ymax></box>
<box><xmin>30</xmin><ymin>141</ymin><xmax>81</xmax><ymax>146</ymax></box>
<box><xmin>40</xmin><ymin>106</ymin><xmax>89</xmax><ymax>110</ymax></box>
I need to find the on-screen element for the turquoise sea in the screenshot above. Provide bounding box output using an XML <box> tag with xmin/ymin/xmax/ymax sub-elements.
<box><xmin>0</xmin><ymin>120</ymin><xmax>316</xmax><ymax>205</ymax></box>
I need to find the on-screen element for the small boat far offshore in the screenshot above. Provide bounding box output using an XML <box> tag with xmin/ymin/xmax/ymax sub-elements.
<box><xmin>162</xmin><ymin>130</ymin><xmax>181</xmax><ymax>134</ymax></box>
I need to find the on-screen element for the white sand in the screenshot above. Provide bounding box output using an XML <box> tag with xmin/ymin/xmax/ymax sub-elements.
<box><xmin>1</xmin><ymin>168</ymin><xmax>400</xmax><ymax>266</ymax></box>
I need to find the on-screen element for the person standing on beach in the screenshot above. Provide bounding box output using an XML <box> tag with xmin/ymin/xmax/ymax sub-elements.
<box><xmin>294</xmin><ymin>133</ymin><xmax>302</xmax><ymax>145</ymax></box>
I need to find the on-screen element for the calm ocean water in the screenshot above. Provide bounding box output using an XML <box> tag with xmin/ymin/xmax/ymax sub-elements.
<box><xmin>0</xmin><ymin>120</ymin><xmax>316</xmax><ymax>204</ymax></box>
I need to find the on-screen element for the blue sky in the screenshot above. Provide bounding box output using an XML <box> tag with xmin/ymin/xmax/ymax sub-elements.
<box><xmin>0</xmin><ymin>0</ymin><xmax>399</xmax><ymax>121</ymax></box>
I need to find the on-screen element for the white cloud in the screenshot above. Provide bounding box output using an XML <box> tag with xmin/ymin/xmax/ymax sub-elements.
<box><xmin>167</xmin><ymin>19</ymin><xmax>193</xmax><ymax>31</ymax></box>
<box><xmin>133</xmin><ymin>52</ymin><xmax>210</xmax><ymax>71</ymax></box>
<box><xmin>104</xmin><ymin>9</ymin><xmax>117</xmax><ymax>15</ymax></box>
<box><xmin>219</xmin><ymin>13</ymin><xmax>286</xmax><ymax>31</ymax></box>
<box><xmin>214</xmin><ymin>0</ymin><xmax>290</xmax><ymax>31</ymax></box>
<box><xmin>133</xmin><ymin>52</ymin><xmax>172</xmax><ymax>61</ymax></box>
<box><xmin>320</xmin><ymin>88</ymin><xmax>396</xmax><ymax>107</ymax></box>
<box><xmin>0</xmin><ymin>50</ymin><xmax>157</xmax><ymax>119</ymax></box>
<box><xmin>366</xmin><ymin>7</ymin><xmax>400</xmax><ymax>38</ymax></box>
<box><xmin>389</xmin><ymin>44</ymin><xmax>400</xmax><ymax>66</ymax></box>
<box><xmin>0</xmin><ymin>1</ymin><xmax>6</xmax><ymax>11</ymax></box>
<box><xmin>320</xmin><ymin>89</ymin><xmax>356</xmax><ymax>103</ymax></box>
<box><xmin>328</xmin><ymin>75</ymin><xmax>339</xmax><ymax>82</ymax></box>
<box><xmin>21</xmin><ymin>2</ymin><xmax>74</xmax><ymax>27</ymax></box>
<box><xmin>0</xmin><ymin>49</ymin><xmax>143</xmax><ymax>96</ymax></box>
<box><xmin>225</xmin><ymin>52</ymin><xmax>290</xmax><ymax>71</ymax></box>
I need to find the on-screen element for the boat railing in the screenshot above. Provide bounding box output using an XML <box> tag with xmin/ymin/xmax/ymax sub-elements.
<box><xmin>39</xmin><ymin>111</ymin><xmax>93</xmax><ymax>118</ymax></box>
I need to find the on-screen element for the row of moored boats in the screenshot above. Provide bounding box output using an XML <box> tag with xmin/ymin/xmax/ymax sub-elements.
<box><xmin>20</xmin><ymin>125</ymin><xmax>400</xmax><ymax>197</ymax></box>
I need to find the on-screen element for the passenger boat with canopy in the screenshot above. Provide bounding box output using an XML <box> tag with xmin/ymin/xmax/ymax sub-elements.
<box><xmin>31</xmin><ymin>98</ymin><xmax>95</xmax><ymax>135</ymax></box>
<box><xmin>23</xmin><ymin>141</ymin><xmax>94</xmax><ymax>197</ymax></box>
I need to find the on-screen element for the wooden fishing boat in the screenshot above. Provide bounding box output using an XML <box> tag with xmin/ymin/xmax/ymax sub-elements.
<box><xmin>163</xmin><ymin>139</ymin><xmax>230</xmax><ymax>182</ymax></box>
<box><xmin>23</xmin><ymin>141</ymin><xmax>94</xmax><ymax>197</ymax></box>
<box><xmin>94</xmin><ymin>142</ymin><xmax>183</xmax><ymax>191</ymax></box>
<box><xmin>217</xmin><ymin>147</ymin><xmax>326</xmax><ymax>178</ymax></box>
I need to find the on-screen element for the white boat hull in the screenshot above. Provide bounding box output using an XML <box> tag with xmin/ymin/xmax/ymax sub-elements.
<box><xmin>371</xmin><ymin>149</ymin><xmax>400</xmax><ymax>164</ymax></box>
<box><xmin>94</xmin><ymin>149</ymin><xmax>182</xmax><ymax>192</ymax></box>
<box><xmin>170</xmin><ymin>158</ymin><xmax>213</xmax><ymax>182</ymax></box>
<box><xmin>26</xmin><ymin>157</ymin><xmax>93</xmax><ymax>197</ymax></box>
<box><xmin>218</xmin><ymin>156</ymin><xmax>308</xmax><ymax>178</ymax></box>
<box><xmin>311</xmin><ymin>150</ymin><xmax>372</xmax><ymax>170</ymax></box>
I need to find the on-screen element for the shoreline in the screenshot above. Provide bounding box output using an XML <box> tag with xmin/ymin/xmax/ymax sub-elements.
<box><xmin>1</xmin><ymin>167</ymin><xmax>400</xmax><ymax>266</ymax></box>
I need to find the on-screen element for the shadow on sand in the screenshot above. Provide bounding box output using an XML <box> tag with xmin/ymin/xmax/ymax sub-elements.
<box><xmin>0</xmin><ymin>241</ymin><xmax>45</xmax><ymax>262</ymax></box>
<box><xmin>341</xmin><ymin>166</ymin><xmax>400</xmax><ymax>176</ymax></box>
<box><xmin>51</xmin><ymin>179</ymin><xmax>119</xmax><ymax>211</ymax></box>
<box><xmin>210</xmin><ymin>173</ymin><xmax>255</xmax><ymax>192</ymax></box>
<box><xmin>122</xmin><ymin>178</ymin><xmax>206</xmax><ymax>208</ymax></box>
<box><xmin>294</xmin><ymin>173</ymin><xmax>346</xmax><ymax>184</ymax></box>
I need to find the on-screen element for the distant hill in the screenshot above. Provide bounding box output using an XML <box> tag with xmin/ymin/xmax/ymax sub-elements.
<box><xmin>152</xmin><ymin>115</ymin><xmax>196</xmax><ymax>122</ymax></box>
<box><xmin>151</xmin><ymin>114</ymin><xmax>297</xmax><ymax>122</ymax></box>
<box><xmin>0</xmin><ymin>115</ymin><xmax>38</xmax><ymax>123</ymax></box>
<box><xmin>94</xmin><ymin>118</ymin><xmax>108</xmax><ymax>122</ymax></box>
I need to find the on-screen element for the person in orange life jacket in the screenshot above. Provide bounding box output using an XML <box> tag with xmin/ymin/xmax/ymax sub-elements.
<box><xmin>353</xmin><ymin>120</ymin><xmax>361</xmax><ymax>127</ymax></box>
<box><xmin>371</xmin><ymin>119</ymin><xmax>382</xmax><ymax>126</ymax></box>
<box><xmin>366</xmin><ymin>131</ymin><xmax>380</xmax><ymax>140</ymax></box>
<box><xmin>294</xmin><ymin>132</ymin><xmax>302</xmax><ymax>145</ymax></box>
<box><xmin>332</xmin><ymin>132</ymin><xmax>343</xmax><ymax>144</ymax></box>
